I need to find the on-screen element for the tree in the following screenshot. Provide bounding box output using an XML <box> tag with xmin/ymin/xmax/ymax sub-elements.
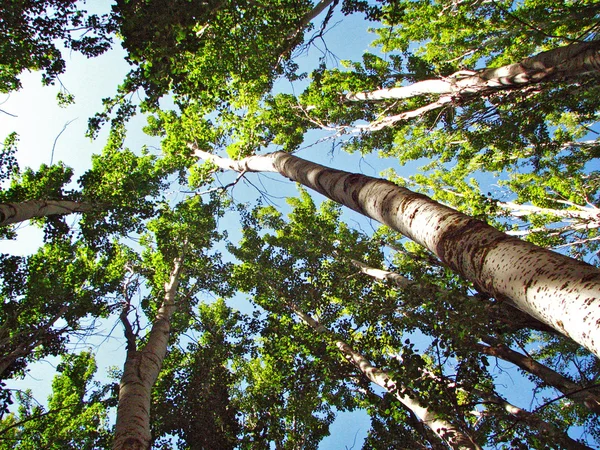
<box><xmin>3</xmin><ymin>1</ymin><xmax>600</xmax><ymax>447</ymax></box>
<box><xmin>113</xmin><ymin>196</ymin><xmax>228</xmax><ymax>449</ymax></box>
<box><xmin>345</xmin><ymin>40</ymin><xmax>600</xmax><ymax>128</ymax></box>
<box><xmin>0</xmin><ymin>0</ymin><xmax>115</xmax><ymax>93</ymax></box>
<box><xmin>293</xmin><ymin>306</ymin><xmax>482</xmax><ymax>450</ymax></box>
<box><xmin>151</xmin><ymin>299</ymin><xmax>250</xmax><ymax>449</ymax></box>
<box><xmin>0</xmin><ymin>239</ymin><xmax>126</xmax><ymax>390</ymax></box>
<box><xmin>228</xmin><ymin>191</ymin><xmax>598</xmax><ymax>448</ymax></box>
<box><xmin>192</xmin><ymin>148</ymin><xmax>600</xmax><ymax>358</ymax></box>
<box><xmin>0</xmin><ymin>351</ymin><xmax>113</xmax><ymax>449</ymax></box>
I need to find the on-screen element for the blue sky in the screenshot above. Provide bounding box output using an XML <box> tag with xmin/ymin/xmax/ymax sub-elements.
<box><xmin>0</xmin><ymin>6</ymin><xmax>385</xmax><ymax>448</ymax></box>
<box><xmin>1</xmin><ymin>3</ymin><xmax>593</xmax><ymax>448</ymax></box>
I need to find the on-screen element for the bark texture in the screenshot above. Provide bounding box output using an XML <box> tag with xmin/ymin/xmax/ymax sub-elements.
<box><xmin>113</xmin><ymin>256</ymin><xmax>184</xmax><ymax>450</ymax></box>
<box><xmin>0</xmin><ymin>199</ymin><xmax>97</xmax><ymax>225</ymax></box>
<box><xmin>192</xmin><ymin>147</ymin><xmax>600</xmax><ymax>358</ymax></box>
<box><xmin>347</xmin><ymin>41</ymin><xmax>600</xmax><ymax>101</ymax></box>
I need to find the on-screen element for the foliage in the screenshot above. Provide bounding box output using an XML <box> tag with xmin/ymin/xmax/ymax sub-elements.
<box><xmin>0</xmin><ymin>352</ymin><xmax>113</xmax><ymax>449</ymax></box>
<box><xmin>0</xmin><ymin>239</ymin><xmax>127</xmax><ymax>399</ymax></box>
<box><xmin>0</xmin><ymin>0</ymin><xmax>115</xmax><ymax>92</ymax></box>
<box><xmin>152</xmin><ymin>299</ymin><xmax>250</xmax><ymax>450</ymax></box>
<box><xmin>229</xmin><ymin>190</ymin><xmax>600</xmax><ymax>448</ymax></box>
<box><xmin>3</xmin><ymin>0</ymin><xmax>600</xmax><ymax>448</ymax></box>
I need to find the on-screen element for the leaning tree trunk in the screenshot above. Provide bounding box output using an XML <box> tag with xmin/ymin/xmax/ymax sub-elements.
<box><xmin>192</xmin><ymin>147</ymin><xmax>600</xmax><ymax>358</ymax></box>
<box><xmin>347</xmin><ymin>40</ymin><xmax>600</xmax><ymax>101</ymax></box>
<box><xmin>349</xmin><ymin>260</ymin><xmax>600</xmax><ymax>411</ymax></box>
<box><xmin>0</xmin><ymin>199</ymin><xmax>98</xmax><ymax>225</ymax></box>
<box><xmin>477</xmin><ymin>336</ymin><xmax>600</xmax><ymax>414</ymax></box>
<box><xmin>474</xmin><ymin>389</ymin><xmax>593</xmax><ymax>450</ymax></box>
<box><xmin>113</xmin><ymin>255</ymin><xmax>184</xmax><ymax>450</ymax></box>
<box><xmin>292</xmin><ymin>307</ymin><xmax>482</xmax><ymax>450</ymax></box>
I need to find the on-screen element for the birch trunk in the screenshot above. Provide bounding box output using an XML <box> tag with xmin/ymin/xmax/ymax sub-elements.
<box><xmin>113</xmin><ymin>256</ymin><xmax>184</xmax><ymax>450</ymax></box>
<box><xmin>477</xmin><ymin>337</ymin><xmax>600</xmax><ymax>414</ymax></box>
<box><xmin>347</xmin><ymin>41</ymin><xmax>600</xmax><ymax>101</ymax></box>
<box><xmin>192</xmin><ymin>148</ymin><xmax>600</xmax><ymax>358</ymax></box>
<box><xmin>293</xmin><ymin>307</ymin><xmax>481</xmax><ymax>450</ymax></box>
<box><xmin>0</xmin><ymin>199</ymin><xmax>98</xmax><ymax>225</ymax></box>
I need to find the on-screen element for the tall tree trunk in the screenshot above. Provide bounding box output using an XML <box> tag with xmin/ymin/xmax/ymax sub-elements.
<box><xmin>192</xmin><ymin>148</ymin><xmax>600</xmax><ymax>358</ymax></box>
<box><xmin>477</xmin><ymin>336</ymin><xmax>600</xmax><ymax>414</ymax></box>
<box><xmin>113</xmin><ymin>255</ymin><xmax>184</xmax><ymax>450</ymax></box>
<box><xmin>347</xmin><ymin>41</ymin><xmax>600</xmax><ymax>101</ymax></box>
<box><xmin>292</xmin><ymin>307</ymin><xmax>482</xmax><ymax>450</ymax></box>
<box><xmin>350</xmin><ymin>259</ymin><xmax>599</xmax><ymax>412</ymax></box>
<box><xmin>0</xmin><ymin>199</ymin><xmax>98</xmax><ymax>225</ymax></box>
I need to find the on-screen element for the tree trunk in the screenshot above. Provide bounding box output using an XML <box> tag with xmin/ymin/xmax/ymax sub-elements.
<box><xmin>477</xmin><ymin>336</ymin><xmax>600</xmax><ymax>414</ymax></box>
<box><xmin>347</xmin><ymin>41</ymin><xmax>600</xmax><ymax>101</ymax></box>
<box><xmin>192</xmin><ymin>147</ymin><xmax>600</xmax><ymax>358</ymax></box>
<box><xmin>475</xmin><ymin>389</ymin><xmax>593</xmax><ymax>450</ymax></box>
<box><xmin>292</xmin><ymin>307</ymin><xmax>482</xmax><ymax>450</ymax></box>
<box><xmin>113</xmin><ymin>255</ymin><xmax>184</xmax><ymax>450</ymax></box>
<box><xmin>0</xmin><ymin>199</ymin><xmax>98</xmax><ymax>225</ymax></box>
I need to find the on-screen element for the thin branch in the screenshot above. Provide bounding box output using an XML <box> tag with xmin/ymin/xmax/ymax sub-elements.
<box><xmin>50</xmin><ymin>118</ymin><xmax>77</xmax><ymax>165</ymax></box>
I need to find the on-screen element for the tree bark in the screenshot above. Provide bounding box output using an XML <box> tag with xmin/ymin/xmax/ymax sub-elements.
<box><xmin>347</xmin><ymin>41</ymin><xmax>600</xmax><ymax>101</ymax></box>
<box><xmin>477</xmin><ymin>336</ymin><xmax>600</xmax><ymax>414</ymax></box>
<box><xmin>192</xmin><ymin>147</ymin><xmax>600</xmax><ymax>358</ymax></box>
<box><xmin>0</xmin><ymin>199</ymin><xmax>98</xmax><ymax>226</ymax></box>
<box><xmin>292</xmin><ymin>307</ymin><xmax>481</xmax><ymax>450</ymax></box>
<box><xmin>113</xmin><ymin>255</ymin><xmax>184</xmax><ymax>450</ymax></box>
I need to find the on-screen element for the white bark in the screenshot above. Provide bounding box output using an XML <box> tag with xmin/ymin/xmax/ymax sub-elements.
<box><xmin>113</xmin><ymin>255</ymin><xmax>185</xmax><ymax>450</ymax></box>
<box><xmin>0</xmin><ymin>200</ymin><xmax>97</xmax><ymax>225</ymax></box>
<box><xmin>349</xmin><ymin>258</ymin><xmax>412</xmax><ymax>289</ymax></box>
<box><xmin>293</xmin><ymin>308</ymin><xmax>481</xmax><ymax>450</ymax></box>
<box><xmin>499</xmin><ymin>201</ymin><xmax>600</xmax><ymax>222</ymax></box>
<box><xmin>347</xmin><ymin>41</ymin><xmax>600</xmax><ymax>101</ymax></box>
<box><xmin>192</xmin><ymin>147</ymin><xmax>600</xmax><ymax>358</ymax></box>
<box><xmin>500</xmin><ymin>201</ymin><xmax>600</xmax><ymax>238</ymax></box>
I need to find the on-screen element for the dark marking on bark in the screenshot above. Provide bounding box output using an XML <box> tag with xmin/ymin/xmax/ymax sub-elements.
<box><xmin>524</xmin><ymin>278</ymin><xmax>534</xmax><ymax>292</ymax></box>
<box><xmin>582</xmin><ymin>273</ymin><xmax>600</xmax><ymax>283</ymax></box>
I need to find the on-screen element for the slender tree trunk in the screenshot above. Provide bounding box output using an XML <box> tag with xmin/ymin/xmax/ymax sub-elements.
<box><xmin>113</xmin><ymin>255</ymin><xmax>184</xmax><ymax>450</ymax></box>
<box><xmin>498</xmin><ymin>201</ymin><xmax>600</xmax><ymax>222</ymax></box>
<box><xmin>0</xmin><ymin>199</ymin><xmax>98</xmax><ymax>225</ymax></box>
<box><xmin>477</xmin><ymin>337</ymin><xmax>600</xmax><ymax>414</ymax></box>
<box><xmin>192</xmin><ymin>148</ymin><xmax>600</xmax><ymax>358</ymax></box>
<box><xmin>292</xmin><ymin>307</ymin><xmax>481</xmax><ymax>450</ymax></box>
<box><xmin>347</xmin><ymin>41</ymin><xmax>600</xmax><ymax>101</ymax></box>
<box><xmin>474</xmin><ymin>389</ymin><xmax>593</xmax><ymax>450</ymax></box>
